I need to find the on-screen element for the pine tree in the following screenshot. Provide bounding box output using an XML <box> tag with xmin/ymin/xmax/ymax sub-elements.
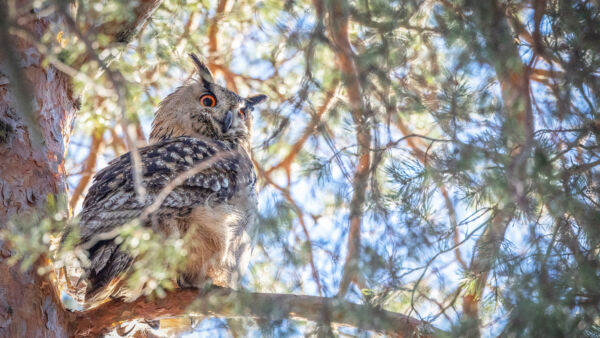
<box><xmin>0</xmin><ymin>0</ymin><xmax>598</xmax><ymax>336</ymax></box>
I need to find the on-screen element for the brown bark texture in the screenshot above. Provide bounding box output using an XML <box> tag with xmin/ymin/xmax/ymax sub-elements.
<box><xmin>0</xmin><ymin>3</ymin><xmax>78</xmax><ymax>337</ymax></box>
<box><xmin>69</xmin><ymin>288</ymin><xmax>437</xmax><ymax>337</ymax></box>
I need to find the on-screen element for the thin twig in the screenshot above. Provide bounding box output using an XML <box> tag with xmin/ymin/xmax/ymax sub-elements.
<box><xmin>254</xmin><ymin>162</ymin><xmax>324</xmax><ymax>296</ymax></box>
<box><xmin>69</xmin><ymin>130</ymin><xmax>103</xmax><ymax>211</ymax></box>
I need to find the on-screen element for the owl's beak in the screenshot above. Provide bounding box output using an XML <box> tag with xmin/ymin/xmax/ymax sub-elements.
<box><xmin>222</xmin><ymin>110</ymin><xmax>233</xmax><ymax>133</ymax></box>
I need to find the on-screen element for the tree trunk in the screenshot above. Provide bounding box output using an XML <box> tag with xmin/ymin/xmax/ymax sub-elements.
<box><xmin>0</xmin><ymin>3</ymin><xmax>78</xmax><ymax>336</ymax></box>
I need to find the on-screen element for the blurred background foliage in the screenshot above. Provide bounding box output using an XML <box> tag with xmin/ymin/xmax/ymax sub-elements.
<box><xmin>4</xmin><ymin>0</ymin><xmax>600</xmax><ymax>336</ymax></box>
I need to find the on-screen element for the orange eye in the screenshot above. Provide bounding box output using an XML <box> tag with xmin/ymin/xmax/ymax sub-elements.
<box><xmin>238</xmin><ymin>108</ymin><xmax>246</xmax><ymax>119</ymax></box>
<box><xmin>200</xmin><ymin>94</ymin><xmax>216</xmax><ymax>107</ymax></box>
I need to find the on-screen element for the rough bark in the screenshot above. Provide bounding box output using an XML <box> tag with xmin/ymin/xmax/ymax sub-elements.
<box><xmin>0</xmin><ymin>2</ymin><xmax>78</xmax><ymax>336</ymax></box>
<box><xmin>69</xmin><ymin>287</ymin><xmax>439</xmax><ymax>337</ymax></box>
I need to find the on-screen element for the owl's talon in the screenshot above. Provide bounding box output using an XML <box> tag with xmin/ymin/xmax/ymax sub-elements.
<box><xmin>143</xmin><ymin>319</ymin><xmax>161</xmax><ymax>330</ymax></box>
<box><xmin>115</xmin><ymin>322</ymin><xmax>136</xmax><ymax>336</ymax></box>
<box><xmin>109</xmin><ymin>294</ymin><xmax>127</xmax><ymax>302</ymax></box>
<box><xmin>177</xmin><ymin>277</ymin><xmax>190</xmax><ymax>289</ymax></box>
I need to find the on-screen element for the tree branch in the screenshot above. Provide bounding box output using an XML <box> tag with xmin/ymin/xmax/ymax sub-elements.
<box><xmin>323</xmin><ymin>0</ymin><xmax>372</xmax><ymax>299</ymax></box>
<box><xmin>94</xmin><ymin>0</ymin><xmax>163</xmax><ymax>45</ymax></box>
<box><xmin>68</xmin><ymin>288</ymin><xmax>442</xmax><ymax>337</ymax></box>
<box><xmin>391</xmin><ymin>115</ymin><xmax>467</xmax><ymax>269</ymax></box>
<box><xmin>206</xmin><ymin>0</ymin><xmax>239</xmax><ymax>91</ymax></box>
<box><xmin>458</xmin><ymin>1</ymin><xmax>534</xmax><ymax>334</ymax></box>
<box><xmin>254</xmin><ymin>162</ymin><xmax>324</xmax><ymax>296</ymax></box>
<box><xmin>265</xmin><ymin>83</ymin><xmax>338</xmax><ymax>180</ymax></box>
<box><xmin>208</xmin><ymin>0</ymin><xmax>228</xmax><ymax>55</ymax></box>
<box><xmin>115</xmin><ymin>0</ymin><xmax>163</xmax><ymax>44</ymax></box>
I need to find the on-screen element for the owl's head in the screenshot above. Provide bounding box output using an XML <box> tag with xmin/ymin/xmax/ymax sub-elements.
<box><xmin>150</xmin><ymin>54</ymin><xmax>267</xmax><ymax>147</ymax></box>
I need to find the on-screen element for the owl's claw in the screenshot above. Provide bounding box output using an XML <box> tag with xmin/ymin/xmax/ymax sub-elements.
<box><xmin>115</xmin><ymin>322</ymin><xmax>136</xmax><ymax>336</ymax></box>
<box><xmin>177</xmin><ymin>277</ymin><xmax>192</xmax><ymax>289</ymax></box>
<box><xmin>143</xmin><ymin>319</ymin><xmax>160</xmax><ymax>330</ymax></box>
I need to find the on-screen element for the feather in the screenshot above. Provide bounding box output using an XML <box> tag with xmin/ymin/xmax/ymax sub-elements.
<box><xmin>73</xmin><ymin>136</ymin><xmax>255</xmax><ymax>298</ymax></box>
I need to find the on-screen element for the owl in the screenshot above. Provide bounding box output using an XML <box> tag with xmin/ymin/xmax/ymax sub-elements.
<box><xmin>63</xmin><ymin>54</ymin><xmax>266</xmax><ymax>305</ymax></box>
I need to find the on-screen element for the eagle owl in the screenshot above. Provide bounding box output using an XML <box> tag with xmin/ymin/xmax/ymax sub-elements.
<box><xmin>64</xmin><ymin>54</ymin><xmax>266</xmax><ymax>305</ymax></box>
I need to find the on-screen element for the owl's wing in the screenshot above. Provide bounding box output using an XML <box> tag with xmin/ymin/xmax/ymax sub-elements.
<box><xmin>68</xmin><ymin>136</ymin><xmax>255</xmax><ymax>298</ymax></box>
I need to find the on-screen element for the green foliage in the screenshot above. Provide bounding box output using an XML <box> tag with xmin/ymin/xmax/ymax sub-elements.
<box><xmin>5</xmin><ymin>0</ymin><xmax>600</xmax><ymax>335</ymax></box>
<box><xmin>2</xmin><ymin>194</ymin><xmax>68</xmax><ymax>271</ymax></box>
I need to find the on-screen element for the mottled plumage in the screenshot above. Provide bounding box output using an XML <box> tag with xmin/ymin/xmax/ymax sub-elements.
<box><xmin>64</xmin><ymin>54</ymin><xmax>266</xmax><ymax>305</ymax></box>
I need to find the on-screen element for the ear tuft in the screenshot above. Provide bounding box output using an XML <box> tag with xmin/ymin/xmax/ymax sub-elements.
<box><xmin>189</xmin><ymin>53</ymin><xmax>215</xmax><ymax>83</ymax></box>
<box><xmin>247</xmin><ymin>94</ymin><xmax>267</xmax><ymax>106</ymax></box>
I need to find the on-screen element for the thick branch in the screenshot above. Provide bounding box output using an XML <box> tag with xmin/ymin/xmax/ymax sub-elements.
<box><xmin>68</xmin><ymin>288</ymin><xmax>441</xmax><ymax>337</ymax></box>
<box><xmin>95</xmin><ymin>0</ymin><xmax>163</xmax><ymax>44</ymax></box>
<box><xmin>68</xmin><ymin>0</ymin><xmax>162</xmax><ymax>76</ymax></box>
<box><xmin>324</xmin><ymin>0</ymin><xmax>372</xmax><ymax>298</ymax></box>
